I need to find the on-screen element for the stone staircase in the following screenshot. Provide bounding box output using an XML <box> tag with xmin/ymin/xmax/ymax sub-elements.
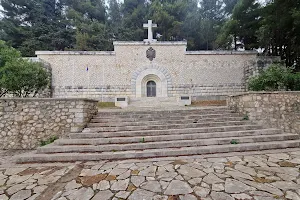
<box><xmin>128</xmin><ymin>97</ymin><xmax>182</xmax><ymax>108</ymax></box>
<box><xmin>17</xmin><ymin>107</ymin><xmax>300</xmax><ymax>163</ymax></box>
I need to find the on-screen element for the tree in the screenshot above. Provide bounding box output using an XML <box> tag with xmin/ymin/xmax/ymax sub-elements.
<box><xmin>0</xmin><ymin>41</ymin><xmax>50</xmax><ymax>97</ymax></box>
<box><xmin>216</xmin><ymin>0</ymin><xmax>261</xmax><ymax>50</ymax></box>
<box><xmin>223</xmin><ymin>0</ymin><xmax>239</xmax><ymax>16</ymax></box>
<box><xmin>258</xmin><ymin>0</ymin><xmax>300</xmax><ymax>70</ymax></box>
<box><xmin>0</xmin><ymin>40</ymin><xmax>21</xmax><ymax>96</ymax></box>
<box><xmin>148</xmin><ymin>0</ymin><xmax>203</xmax><ymax>49</ymax></box>
<box><xmin>0</xmin><ymin>0</ymin><xmax>75</xmax><ymax>56</ymax></box>
<box><xmin>66</xmin><ymin>0</ymin><xmax>113</xmax><ymax>50</ymax></box>
<box><xmin>1</xmin><ymin>60</ymin><xmax>50</xmax><ymax>97</ymax></box>
<box><xmin>182</xmin><ymin>0</ymin><xmax>202</xmax><ymax>50</ymax></box>
<box><xmin>120</xmin><ymin>0</ymin><xmax>148</xmax><ymax>41</ymax></box>
<box><xmin>107</xmin><ymin>0</ymin><xmax>123</xmax><ymax>40</ymax></box>
<box><xmin>199</xmin><ymin>0</ymin><xmax>224</xmax><ymax>50</ymax></box>
<box><xmin>0</xmin><ymin>0</ymin><xmax>243</xmax><ymax>53</ymax></box>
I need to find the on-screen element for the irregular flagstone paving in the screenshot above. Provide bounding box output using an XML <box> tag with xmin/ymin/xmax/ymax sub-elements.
<box><xmin>0</xmin><ymin>151</ymin><xmax>299</xmax><ymax>200</ymax></box>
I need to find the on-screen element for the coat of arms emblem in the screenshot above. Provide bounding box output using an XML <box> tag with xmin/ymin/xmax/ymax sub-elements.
<box><xmin>146</xmin><ymin>47</ymin><xmax>156</xmax><ymax>61</ymax></box>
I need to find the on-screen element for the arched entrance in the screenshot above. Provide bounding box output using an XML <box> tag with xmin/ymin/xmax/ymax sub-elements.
<box><xmin>132</xmin><ymin>66</ymin><xmax>172</xmax><ymax>98</ymax></box>
<box><xmin>146</xmin><ymin>81</ymin><xmax>156</xmax><ymax>97</ymax></box>
<box><xmin>141</xmin><ymin>74</ymin><xmax>161</xmax><ymax>97</ymax></box>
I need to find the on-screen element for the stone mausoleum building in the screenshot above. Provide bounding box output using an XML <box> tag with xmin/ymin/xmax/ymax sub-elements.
<box><xmin>35</xmin><ymin>20</ymin><xmax>268</xmax><ymax>103</ymax></box>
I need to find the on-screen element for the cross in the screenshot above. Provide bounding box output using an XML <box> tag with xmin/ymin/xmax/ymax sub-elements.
<box><xmin>143</xmin><ymin>20</ymin><xmax>157</xmax><ymax>42</ymax></box>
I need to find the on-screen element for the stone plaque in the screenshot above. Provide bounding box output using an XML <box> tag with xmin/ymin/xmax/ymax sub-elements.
<box><xmin>146</xmin><ymin>47</ymin><xmax>156</xmax><ymax>61</ymax></box>
<box><xmin>181</xmin><ymin>96</ymin><xmax>190</xmax><ymax>100</ymax></box>
<box><xmin>117</xmin><ymin>98</ymin><xmax>126</xmax><ymax>102</ymax></box>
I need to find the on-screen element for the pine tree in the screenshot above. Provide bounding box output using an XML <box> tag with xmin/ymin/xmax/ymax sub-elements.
<box><xmin>0</xmin><ymin>0</ymin><xmax>75</xmax><ymax>56</ymax></box>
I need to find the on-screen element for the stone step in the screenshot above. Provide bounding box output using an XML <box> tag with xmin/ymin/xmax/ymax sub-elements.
<box><xmin>92</xmin><ymin>113</ymin><xmax>241</xmax><ymax>122</ymax></box>
<box><xmin>95</xmin><ymin>112</ymin><xmax>236</xmax><ymax>119</ymax></box>
<box><xmin>128</xmin><ymin>98</ymin><xmax>179</xmax><ymax>107</ymax></box>
<box><xmin>57</xmin><ymin>129</ymin><xmax>282</xmax><ymax>145</ymax></box>
<box><xmin>128</xmin><ymin>101</ymin><xmax>181</xmax><ymax>105</ymax></box>
<box><xmin>129</xmin><ymin>97</ymin><xmax>178</xmax><ymax>102</ymax></box>
<box><xmin>71</xmin><ymin>125</ymin><xmax>263</xmax><ymax>138</ymax></box>
<box><xmin>17</xmin><ymin>140</ymin><xmax>300</xmax><ymax>163</ymax></box>
<box><xmin>42</xmin><ymin>133</ymin><xmax>299</xmax><ymax>153</ymax></box>
<box><xmin>126</xmin><ymin>105</ymin><xmax>184</xmax><ymax>109</ymax></box>
<box><xmin>88</xmin><ymin>117</ymin><xmax>244</xmax><ymax>127</ymax></box>
<box><xmin>84</xmin><ymin>121</ymin><xmax>252</xmax><ymax>132</ymax></box>
<box><xmin>96</xmin><ymin>108</ymin><xmax>232</xmax><ymax>117</ymax></box>
<box><xmin>97</xmin><ymin>106</ymin><xmax>228</xmax><ymax>114</ymax></box>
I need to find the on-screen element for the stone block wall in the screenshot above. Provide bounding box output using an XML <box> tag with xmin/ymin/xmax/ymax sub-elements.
<box><xmin>36</xmin><ymin>42</ymin><xmax>257</xmax><ymax>101</ymax></box>
<box><xmin>0</xmin><ymin>98</ymin><xmax>98</xmax><ymax>150</ymax></box>
<box><xmin>227</xmin><ymin>92</ymin><xmax>300</xmax><ymax>134</ymax></box>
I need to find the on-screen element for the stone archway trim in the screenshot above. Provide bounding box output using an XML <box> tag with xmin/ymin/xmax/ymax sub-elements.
<box><xmin>131</xmin><ymin>66</ymin><xmax>172</xmax><ymax>97</ymax></box>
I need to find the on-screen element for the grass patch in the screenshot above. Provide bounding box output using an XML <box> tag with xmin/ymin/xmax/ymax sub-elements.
<box><xmin>97</xmin><ymin>102</ymin><xmax>116</xmax><ymax>108</ymax></box>
<box><xmin>190</xmin><ymin>100</ymin><xmax>227</xmax><ymax>107</ymax></box>
<box><xmin>242</xmin><ymin>114</ymin><xmax>249</xmax><ymax>120</ymax></box>
<box><xmin>278</xmin><ymin>161</ymin><xmax>297</xmax><ymax>167</ymax></box>
<box><xmin>40</xmin><ymin>136</ymin><xmax>58</xmax><ymax>147</ymax></box>
<box><xmin>230</xmin><ymin>139</ymin><xmax>239</xmax><ymax>145</ymax></box>
<box><xmin>140</xmin><ymin>137</ymin><xmax>145</xmax><ymax>143</ymax></box>
<box><xmin>253</xmin><ymin>177</ymin><xmax>276</xmax><ymax>183</ymax></box>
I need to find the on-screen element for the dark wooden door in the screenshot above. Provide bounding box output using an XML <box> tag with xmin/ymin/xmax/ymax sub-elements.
<box><xmin>147</xmin><ymin>81</ymin><xmax>156</xmax><ymax>97</ymax></box>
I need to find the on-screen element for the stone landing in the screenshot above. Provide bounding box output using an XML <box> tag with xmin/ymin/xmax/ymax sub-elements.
<box><xmin>1</xmin><ymin>150</ymin><xmax>300</xmax><ymax>200</ymax></box>
<box><xmin>16</xmin><ymin>106</ymin><xmax>300</xmax><ymax>163</ymax></box>
<box><xmin>127</xmin><ymin>97</ymin><xmax>183</xmax><ymax>108</ymax></box>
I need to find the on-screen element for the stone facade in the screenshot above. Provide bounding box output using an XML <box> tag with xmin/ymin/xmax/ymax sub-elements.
<box><xmin>227</xmin><ymin>92</ymin><xmax>300</xmax><ymax>134</ymax></box>
<box><xmin>0</xmin><ymin>98</ymin><xmax>98</xmax><ymax>150</ymax></box>
<box><xmin>36</xmin><ymin>41</ymin><xmax>258</xmax><ymax>101</ymax></box>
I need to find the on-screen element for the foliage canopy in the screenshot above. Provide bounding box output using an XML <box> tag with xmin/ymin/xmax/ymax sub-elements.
<box><xmin>0</xmin><ymin>41</ymin><xmax>50</xmax><ymax>97</ymax></box>
<box><xmin>0</xmin><ymin>0</ymin><xmax>300</xmax><ymax>70</ymax></box>
<box><xmin>248</xmin><ymin>64</ymin><xmax>300</xmax><ymax>91</ymax></box>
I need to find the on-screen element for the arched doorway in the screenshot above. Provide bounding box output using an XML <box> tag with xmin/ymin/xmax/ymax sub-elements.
<box><xmin>146</xmin><ymin>81</ymin><xmax>156</xmax><ymax>97</ymax></box>
<box><xmin>133</xmin><ymin>67</ymin><xmax>171</xmax><ymax>98</ymax></box>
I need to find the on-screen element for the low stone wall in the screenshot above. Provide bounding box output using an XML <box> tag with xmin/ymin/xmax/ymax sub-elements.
<box><xmin>0</xmin><ymin>98</ymin><xmax>98</xmax><ymax>150</ymax></box>
<box><xmin>53</xmin><ymin>83</ymin><xmax>245</xmax><ymax>102</ymax></box>
<box><xmin>227</xmin><ymin>92</ymin><xmax>300</xmax><ymax>134</ymax></box>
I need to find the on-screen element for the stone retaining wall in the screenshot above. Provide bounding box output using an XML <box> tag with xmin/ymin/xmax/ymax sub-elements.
<box><xmin>53</xmin><ymin>83</ymin><xmax>245</xmax><ymax>102</ymax></box>
<box><xmin>0</xmin><ymin>98</ymin><xmax>98</xmax><ymax>150</ymax></box>
<box><xmin>227</xmin><ymin>92</ymin><xmax>300</xmax><ymax>134</ymax></box>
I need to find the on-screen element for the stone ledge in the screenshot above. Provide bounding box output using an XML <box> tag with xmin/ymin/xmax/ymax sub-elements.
<box><xmin>186</xmin><ymin>51</ymin><xmax>257</xmax><ymax>55</ymax></box>
<box><xmin>228</xmin><ymin>91</ymin><xmax>300</xmax><ymax>97</ymax></box>
<box><xmin>113</xmin><ymin>41</ymin><xmax>187</xmax><ymax>46</ymax></box>
<box><xmin>0</xmin><ymin>98</ymin><xmax>99</xmax><ymax>102</ymax></box>
<box><xmin>35</xmin><ymin>51</ymin><xmax>116</xmax><ymax>55</ymax></box>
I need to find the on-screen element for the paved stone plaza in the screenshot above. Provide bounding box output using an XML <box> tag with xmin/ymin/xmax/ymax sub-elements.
<box><xmin>0</xmin><ymin>150</ymin><xmax>300</xmax><ymax>200</ymax></box>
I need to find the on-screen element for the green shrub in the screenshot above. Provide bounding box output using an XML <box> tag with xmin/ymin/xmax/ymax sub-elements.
<box><xmin>40</xmin><ymin>136</ymin><xmax>58</xmax><ymax>147</ymax></box>
<box><xmin>286</xmin><ymin>72</ymin><xmax>300</xmax><ymax>91</ymax></box>
<box><xmin>0</xmin><ymin>40</ymin><xmax>50</xmax><ymax>97</ymax></box>
<box><xmin>230</xmin><ymin>139</ymin><xmax>239</xmax><ymax>144</ymax></box>
<box><xmin>97</xmin><ymin>102</ymin><xmax>116</xmax><ymax>108</ymax></box>
<box><xmin>248</xmin><ymin>64</ymin><xmax>300</xmax><ymax>91</ymax></box>
<box><xmin>1</xmin><ymin>59</ymin><xmax>50</xmax><ymax>97</ymax></box>
<box><xmin>242</xmin><ymin>114</ymin><xmax>249</xmax><ymax>120</ymax></box>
